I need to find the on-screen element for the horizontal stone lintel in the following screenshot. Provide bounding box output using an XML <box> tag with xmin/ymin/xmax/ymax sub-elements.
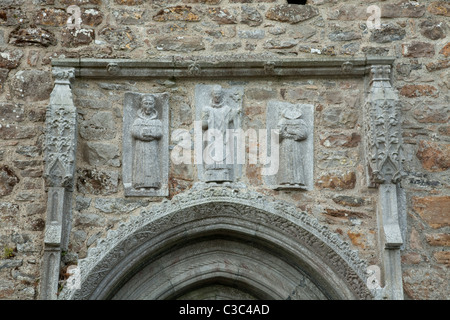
<box><xmin>52</xmin><ymin>56</ymin><xmax>395</xmax><ymax>79</ymax></box>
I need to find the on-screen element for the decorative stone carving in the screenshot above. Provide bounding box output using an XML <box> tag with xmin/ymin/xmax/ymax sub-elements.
<box><xmin>44</xmin><ymin>67</ymin><xmax>77</xmax><ymax>190</ymax></box>
<box><xmin>265</xmin><ymin>101</ymin><xmax>314</xmax><ymax>190</ymax></box>
<box><xmin>364</xmin><ymin>65</ymin><xmax>405</xmax><ymax>186</ymax></box>
<box><xmin>365</xmin><ymin>65</ymin><xmax>405</xmax><ymax>300</ymax></box>
<box><xmin>195</xmin><ymin>84</ymin><xmax>243</xmax><ymax>183</ymax></box>
<box><xmin>41</xmin><ymin>67</ymin><xmax>78</xmax><ymax>300</ymax></box>
<box><xmin>123</xmin><ymin>92</ymin><xmax>169</xmax><ymax>197</ymax></box>
<box><xmin>187</xmin><ymin>62</ymin><xmax>201</xmax><ymax>76</ymax></box>
<box><xmin>58</xmin><ymin>185</ymin><xmax>373</xmax><ymax>300</ymax></box>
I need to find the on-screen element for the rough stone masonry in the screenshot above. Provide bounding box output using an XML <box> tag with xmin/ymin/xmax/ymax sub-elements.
<box><xmin>0</xmin><ymin>0</ymin><xmax>448</xmax><ymax>300</ymax></box>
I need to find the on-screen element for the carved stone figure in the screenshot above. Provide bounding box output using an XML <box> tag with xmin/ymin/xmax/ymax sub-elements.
<box><xmin>123</xmin><ymin>92</ymin><xmax>169</xmax><ymax>197</ymax></box>
<box><xmin>196</xmin><ymin>85</ymin><xmax>243</xmax><ymax>183</ymax></box>
<box><xmin>277</xmin><ymin>108</ymin><xmax>308</xmax><ymax>189</ymax></box>
<box><xmin>264</xmin><ymin>101</ymin><xmax>313</xmax><ymax>191</ymax></box>
<box><xmin>131</xmin><ymin>95</ymin><xmax>163</xmax><ymax>189</ymax></box>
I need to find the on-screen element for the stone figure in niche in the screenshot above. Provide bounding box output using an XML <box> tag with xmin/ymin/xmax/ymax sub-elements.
<box><xmin>123</xmin><ymin>91</ymin><xmax>168</xmax><ymax>197</ymax></box>
<box><xmin>277</xmin><ymin>108</ymin><xmax>308</xmax><ymax>189</ymax></box>
<box><xmin>201</xmin><ymin>85</ymin><xmax>241</xmax><ymax>182</ymax></box>
<box><xmin>131</xmin><ymin>94</ymin><xmax>163</xmax><ymax>189</ymax></box>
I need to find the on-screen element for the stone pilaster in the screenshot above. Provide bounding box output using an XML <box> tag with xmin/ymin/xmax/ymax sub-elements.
<box><xmin>40</xmin><ymin>67</ymin><xmax>77</xmax><ymax>300</ymax></box>
<box><xmin>365</xmin><ymin>65</ymin><xmax>405</xmax><ymax>300</ymax></box>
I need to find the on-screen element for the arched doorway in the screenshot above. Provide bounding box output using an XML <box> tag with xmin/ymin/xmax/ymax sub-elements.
<box><xmin>59</xmin><ymin>186</ymin><xmax>373</xmax><ymax>300</ymax></box>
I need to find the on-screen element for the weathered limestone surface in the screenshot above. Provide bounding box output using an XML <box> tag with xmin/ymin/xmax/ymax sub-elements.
<box><xmin>0</xmin><ymin>0</ymin><xmax>448</xmax><ymax>300</ymax></box>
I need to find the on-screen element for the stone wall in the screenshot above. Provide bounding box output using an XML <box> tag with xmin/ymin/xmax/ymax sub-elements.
<box><xmin>0</xmin><ymin>0</ymin><xmax>448</xmax><ymax>300</ymax></box>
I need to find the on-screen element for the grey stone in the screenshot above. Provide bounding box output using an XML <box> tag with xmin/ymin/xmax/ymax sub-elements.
<box><xmin>155</xmin><ymin>36</ymin><xmax>205</xmax><ymax>52</ymax></box>
<box><xmin>8</xmin><ymin>26</ymin><xmax>57</xmax><ymax>47</ymax></box>
<box><xmin>98</xmin><ymin>26</ymin><xmax>138</xmax><ymax>51</ymax></box>
<box><xmin>75</xmin><ymin>196</ymin><xmax>91</xmax><ymax>212</ymax></box>
<box><xmin>76</xmin><ymin>168</ymin><xmax>119</xmax><ymax>195</ymax></box>
<box><xmin>0</xmin><ymin>166</ymin><xmax>19</xmax><ymax>197</ymax></box>
<box><xmin>328</xmin><ymin>30</ymin><xmax>361</xmax><ymax>41</ymax></box>
<box><xmin>123</xmin><ymin>92</ymin><xmax>169</xmax><ymax>197</ymax></box>
<box><xmin>74</xmin><ymin>213</ymin><xmax>106</xmax><ymax>228</ymax></box>
<box><xmin>0</xmin><ymin>103</ymin><xmax>25</xmax><ymax>122</ymax></box>
<box><xmin>238</xmin><ymin>30</ymin><xmax>265</xmax><ymax>39</ymax></box>
<box><xmin>370</xmin><ymin>24</ymin><xmax>406</xmax><ymax>43</ymax></box>
<box><xmin>16</xmin><ymin>146</ymin><xmax>41</xmax><ymax>158</ymax></box>
<box><xmin>94</xmin><ymin>198</ymin><xmax>149</xmax><ymax>214</ymax></box>
<box><xmin>240</xmin><ymin>6</ymin><xmax>263</xmax><ymax>27</ymax></box>
<box><xmin>419</xmin><ymin>21</ymin><xmax>446</xmax><ymax>40</ymax></box>
<box><xmin>10</xmin><ymin>70</ymin><xmax>53</xmax><ymax>101</ymax></box>
<box><xmin>212</xmin><ymin>42</ymin><xmax>242</xmax><ymax>52</ymax></box>
<box><xmin>0</xmin><ymin>259</ymin><xmax>23</xmax><ymax>271</ymax></box>
<box><xmin>266</xmin><ymin>4</ymin><xmax>319</xmax><ymax>24</ymax></box>
<box><xmin>82</xmin><ymin>142</ymin><xmax>120</xmax><ymax>167</ymax></box>
<box><xmin>79</xmin><ymin>111</ymin><xmax>116</xmax><ymax>140</ymax></box>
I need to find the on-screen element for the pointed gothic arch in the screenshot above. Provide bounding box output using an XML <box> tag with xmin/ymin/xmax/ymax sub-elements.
<box><xmin>59</xmin><ymin>186</ymin><xmax>374</xmax><ymax>300</ymax></box>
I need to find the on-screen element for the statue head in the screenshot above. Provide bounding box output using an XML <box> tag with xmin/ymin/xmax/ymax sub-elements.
<box><xmin>211</xmin><ymin>86</ymin><xmax>225</xmax><ymax>108</ymax></box>
<box><xmin>140</xmin><ymin>95</ymin><xmax>157</xmax><ymax>118</ymax></box>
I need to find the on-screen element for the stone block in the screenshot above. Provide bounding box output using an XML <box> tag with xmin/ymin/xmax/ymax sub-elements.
<box><xmin>402</xmin><ymin>42</ymin><xmax>435</xmax><ymax>58</ymax></box>
<box><xmin>416</xmin><ymin>140</ymin><xmax>450</xmax><ymax>172</ymax></box>
<box><xmin>61</xmin><ymin>28</ymin><xmax>95</xmax><ymax>47</ymax></box>
<box><xmin>428</xmin><ymin>1</ymin><xmax>450</xmax><ymax>17</ymax></box>
<box><xmin>76</xmin><ymin>168</ymin><xmax>118</xmax><ymax>195</ymax></box>
<box><xmin>35</xmin><ymin>8</ymin><xmax>69</xmax><ymax>27</ymax></box>
<box><xmin>316</xmin><ymin>170</ymin><xmax>356</xmax><ymax>190</ymax></box>
<box><xmin>207</xmin><ymin>7</ymin><xmax>237</xmax><ymax>24</ymax></box>
<box><xmin>412</xmin><ymin>196</ymin><xmax>450</xmax><ymax>229</ymax></box>
<box><xmin>420</xmin><ymin>20</ymin><xmax>446</xmax><ymax>40</ymax></box>
<box><xmin>266</xmin><ymin>4</ymin><xmax>318</xmax><ymax>24</ymax></box>
<box><xmin>79</xmin><ymin>111</ymin><xmax>116</xmax><ymax>140</ymax></box>
<box><xmin>82</xmin><ymin>142</ymin><xmax>120</xmax><ymax>167</ymax></box>
<box><xmin>440</xmin><ymin>42</ymin><xmax>450</xmax><ymax>57</ymax></box>
<box><xmin>320</xmin><ymin>132</ymin><xmax>361</xmax><ymax>148</ymax></box>
<box><xmin>155</xmin><ymin>36</ymin><xmax>205</xmax><ymax>52</ymax></box>
<box><xmin>0</xmin><ymin>7</ymin><xmax>27</xmax><ymax>26</ymax></box>
<box><xmin>9</xmin><ymin>26</ymin><xmax>57</xmax><ymax>47</ymax></box>
<box><xmin>0</xmin><ymin>103</ymin><xmax>25</xmax><ymax>122</ymax></box>
<box><xmin>153</xmin><ymin>6</ymin><xmax>200</xmax><ymax>22</ymax></box>
<box><xmin>9</xmin><ymin>70</ymin><xmax>53</xmax><ymax>101</ymax></box>
<box><xmin>370</xmin><ymin>24</ymin><xmax>406</xmax><ymax>43</ymax></box>
<box><xmin>399</xmin><ymin>84</ymin><xmax>437</xmax><ymax>98</ymax></box>
<box><xmin>0</xmin><ymin>49</ymin><xmax>24</xmax><ymax>69</ymax></box>
<box><xmin>94</xmin><ymin>198</ymin><xmax>149</xmax><ymax>213</ymax></box>
<box><xmin>0</xmin><ymin>166</ymin><xmax>19</xmax><ymax>197</ymax></box>
<box><xmin>98</xmin><ymin>26</ymin><xmax>137</xmax><ymax>51</ymax></box>
<box><xmin>241</xmin><ymin>6</ymin><xmax>263</xmax><ymax>27</ymax></box>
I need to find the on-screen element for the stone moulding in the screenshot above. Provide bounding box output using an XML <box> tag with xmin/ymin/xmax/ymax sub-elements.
<box><xmin>58</xmin><ymin>185</ymin><xmax>374</xmax><ymax>300</ymax></box>
<box><xmin>52</xmin><ymin>56</ymin><xmax>395</xmax><ymax>79</ymax></box>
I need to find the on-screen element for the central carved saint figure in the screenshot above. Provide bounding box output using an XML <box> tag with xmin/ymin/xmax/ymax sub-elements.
<box><xmin>131</xmin><ymin>95</ymin><xmax>163</xmax><ymax>189</ymax></box>
<box><xmin>201</xmin><ymin>86</ymin><xmax>240</xmax><ymax>182</ymax></box>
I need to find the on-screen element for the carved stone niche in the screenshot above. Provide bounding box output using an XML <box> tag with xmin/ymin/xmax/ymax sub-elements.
<box><xmin>195</xmin><ymin>84</ymin><xmax>244</xmax><ymax>183</ymax></box>
<box><xmin>123</xmin><ymin>92</ymin><xmax>169</xmax><ymax>197</ymax></box>
<box><xmin>264</xmin><ymin>101</ymin><xmax>314</xmax><ymax>191</ymax></box>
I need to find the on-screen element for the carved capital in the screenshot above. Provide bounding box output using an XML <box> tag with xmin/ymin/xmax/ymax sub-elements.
<box><xmin>52</xmin><ymin>67</ymin><xmax>75</xmax><ymax>85</ymax></box>
<box><xmin>364</xmin><ymin>65</ymin><xmax>405</xmax><ymax>186</ymax></box>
